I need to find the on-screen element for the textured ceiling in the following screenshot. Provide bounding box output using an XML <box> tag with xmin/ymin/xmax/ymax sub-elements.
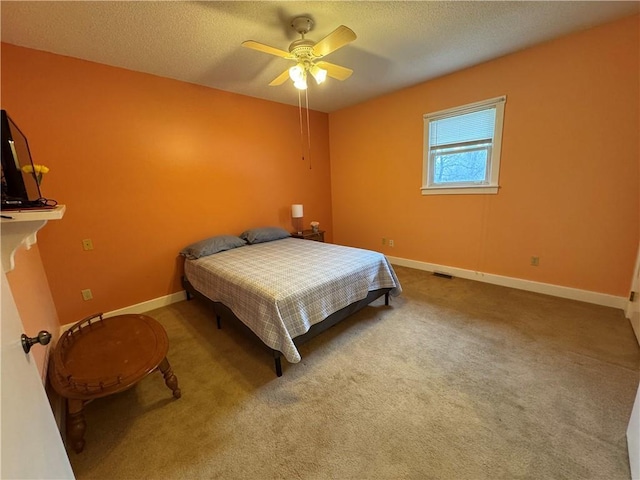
<box><xmin>1</xmin><ymin>1</ymin><xmax>638</xmax><ymax>112</ymax></box>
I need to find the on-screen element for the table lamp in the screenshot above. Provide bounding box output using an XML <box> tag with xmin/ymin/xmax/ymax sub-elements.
<box><xmin>291</xmin><ymin>204</ymin><xmax>303</xmax><ymax>234</ymax></box>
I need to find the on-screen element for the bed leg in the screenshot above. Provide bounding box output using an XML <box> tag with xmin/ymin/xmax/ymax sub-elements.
<box><xmin>216</xmin><ymin>315</ymin><xmax>221</xmax><ymax>329</ymax></box>
<box><xmin>185</xmin><ymin>290</ymin><xmax>191</xmax><ymax>301</ymax></box>
<box><xmin>385</xmin><ymin>292</ymin><xmax>389</xmax><ymax>306</ymax></box>
<box><xmin>273</xmin><ymin>351</ymin><xmax>283</xmax><ymax>377</ymax></box>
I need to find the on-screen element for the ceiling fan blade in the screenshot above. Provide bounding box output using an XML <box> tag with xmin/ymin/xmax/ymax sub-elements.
<box><xmin>312</xmin><ymin>25</ymin><xmax>357</xmax><ymax>58</ymax></box>
<box><xmin>269</xmin><ymin>69</ymin><xmax>291</xmax><ymax>86</ymax></box>
<box><xmin>315</xmin><ymin>61</ymin><xmax>353</xmax><ymax>81</ymax></box>
<box><xmin>242</xmin><ymin>40</ymin><xmax>291</xmax><ymax>59</ymax></box>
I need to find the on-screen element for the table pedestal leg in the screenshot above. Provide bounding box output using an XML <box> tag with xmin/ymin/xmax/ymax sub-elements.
<box><xmin>67</xmin><ymin>398</ymin><xmax>86</xmax><ymax>453</ymax></box>
<box><xmin>159</xmin><ymin>357</ymin><xmax>181</xmax><ymax>399</ymax></box>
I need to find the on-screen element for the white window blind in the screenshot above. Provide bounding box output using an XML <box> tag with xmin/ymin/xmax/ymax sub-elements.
<box><xmin>429</xmin><ymin>108</ymin><xmax>496</xmax><ymax>149</ymax></box>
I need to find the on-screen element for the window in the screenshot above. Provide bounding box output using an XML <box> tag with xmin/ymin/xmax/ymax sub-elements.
<box><xmin>422</xmin><ymin>96</ymin><xmax>506</xmax><ymax>195</ymax></box>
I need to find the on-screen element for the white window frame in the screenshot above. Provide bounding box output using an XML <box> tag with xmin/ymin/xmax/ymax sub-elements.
<box><xmin>422</xmin><ymin>96</ymin><xmax>506</xmax><ymax>195</ymax></box>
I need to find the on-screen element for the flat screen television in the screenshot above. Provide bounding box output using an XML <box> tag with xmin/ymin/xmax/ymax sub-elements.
<box><xmin>1</xmin><ymin>109</ymin><xmax>47</xmax><ymax>210</ymax></box>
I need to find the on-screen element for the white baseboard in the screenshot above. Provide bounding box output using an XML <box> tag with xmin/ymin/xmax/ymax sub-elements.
<box><xmin>387</xmin><ymin>255</ymin><xmax>627</xmax><ymax>310</ymax></box>
<box><xmin>59</xmin><ymin>291</ymin><xmax>186</xmax><ymax>334</ymax></box>
<box><xmin>104</xmin><ymin>291</ymin><xmax>186</xmax><ymax>317</ymax></box>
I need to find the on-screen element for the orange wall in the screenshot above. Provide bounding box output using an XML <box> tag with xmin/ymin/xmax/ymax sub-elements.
<box><xmin>1</xmin><ymin>44</ymin><xmax>332</xmax><ymax>324</ymax></box>
<box><xmin>329</xmin><ymin>15</ymin><xmax>639</xmax><ymax>297</ymax></box>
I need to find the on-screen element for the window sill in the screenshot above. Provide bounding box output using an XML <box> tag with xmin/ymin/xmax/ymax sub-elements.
<box><xmin>421</xmin><ymin>185</ymin><xmax>499</xmax><ymax>195</ymax></box>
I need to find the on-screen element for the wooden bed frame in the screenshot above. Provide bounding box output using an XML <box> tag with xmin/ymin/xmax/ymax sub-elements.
<box><xmin>181</xmin><ymin>276</ymin><xmax>391</xmax><ymax>377</ymax></box>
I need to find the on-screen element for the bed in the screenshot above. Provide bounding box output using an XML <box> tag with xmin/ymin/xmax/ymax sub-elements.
<box><xmin>180</xmin><ymin>228</ymin><xmax>402</xmax><ymax>376</ymax></box>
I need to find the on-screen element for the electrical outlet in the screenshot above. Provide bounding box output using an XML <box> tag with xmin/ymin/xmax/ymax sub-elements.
<box><xmin>382</xmin><ymin>238</ymin><xmax>387</xmax><ymax>246</ymax></box>
<box><xmin>531</xmin><ymin>256</ymin><xmax>540</xmax><ymax>266</ymax></box>
<box><xmin>389</xmin><ymin>239</ymin><xmax>394</xmax><ymax>247</ymax></box>
<box><xmin>81</xmin><ymin>289</ymin><xmax>93</xmax><ymax>301</ymax></box>
<box><xmin>82</xmin><ymin>239</ymin><xmax>94</xmax><ymax>251</ymax></box>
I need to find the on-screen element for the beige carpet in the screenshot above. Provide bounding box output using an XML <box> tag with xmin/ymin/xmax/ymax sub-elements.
<box><xmin>68</xmin><ymin>266</ymin><xmax>639</xmax><ymax>479</ymax></box>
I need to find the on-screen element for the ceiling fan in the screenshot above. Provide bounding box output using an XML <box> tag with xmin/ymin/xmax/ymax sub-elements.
<box><xmin>242</xmin><ymin>16</ymin><xmax>357</xmax><ymax>90</ymax></box>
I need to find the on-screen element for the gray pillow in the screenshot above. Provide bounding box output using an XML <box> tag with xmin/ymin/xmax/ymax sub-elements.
<box><xmin>240</xmin><ymin>226</ymin><xmax>290</xmax><ymax>244</ymax></box>
<box><xmin>180</xmin><ymin>235</ymin><xmax>246</xmax><ymax>259</ymax></box>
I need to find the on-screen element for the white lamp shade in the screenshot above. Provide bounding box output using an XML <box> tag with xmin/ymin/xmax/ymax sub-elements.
<box><xmin>289</xmin><ymin>64</ymin><xmax>304</xmax><ymax>82</ymax></box>
<box><xmin>291</xmin><ymin>204</ymin><xmax>304</xmax><ymax>218</ymax></box>
<box><xmin>310</xmin><ymin>65</ymin><xmax>327</xmax><ymax>84</ymax></box>
<box><xmin>289</xmin><ymin>64</ymin><xmax>308</xmax><ymax>90</ymax></box>
<box><xmin>293</xmin><ymin>78</ymin><xmax>307</xmax><ymax>90</ymax></box>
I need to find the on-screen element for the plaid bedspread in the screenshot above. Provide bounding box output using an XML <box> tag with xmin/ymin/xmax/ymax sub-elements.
<box><xmin>184</xmin><ymin>238</ymin><xmax>402</xmax><ymax>363</ymax></box>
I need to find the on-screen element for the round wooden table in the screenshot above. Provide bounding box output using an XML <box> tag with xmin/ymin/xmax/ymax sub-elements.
<box><xmin>48</xmin><ymin>313</ymin><xmax>181</xmax><ymax>453</ymax></box>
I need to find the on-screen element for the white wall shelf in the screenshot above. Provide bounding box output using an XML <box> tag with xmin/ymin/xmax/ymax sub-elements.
<box><xmin>1</xmin><ymin>205</ymin><xmax>65</xmax><ymax>273</ymax></box>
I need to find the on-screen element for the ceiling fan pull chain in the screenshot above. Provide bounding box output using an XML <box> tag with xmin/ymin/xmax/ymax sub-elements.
<box><xmin>305</xmin><ymin>88</ymin><xmax>312</xmax><ymax>170</ymax></box>
<box><xmin>298</xmin><ymin>89</ymin><xmax>305</xmax><ymax>162</ymax></box>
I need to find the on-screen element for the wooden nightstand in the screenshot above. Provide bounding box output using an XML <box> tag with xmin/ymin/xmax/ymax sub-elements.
<box><xmin>291</xmin><ymin>229</ymin><xmax>325</xmax><ymax>242</ymax></box>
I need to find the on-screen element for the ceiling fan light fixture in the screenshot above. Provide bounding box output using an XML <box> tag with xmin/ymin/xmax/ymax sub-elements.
<box><xmin>310</xmin><ymin>64</ymin><xmax>327</xmax><ymax>85</ymax></box>
<box><xmin>289</xmin><ymin>63</ymin><xmax>308</xmax><ymax>89</ymax></box>
<box><xmin>289</xmin><ymin>63</ymin><xmax>305</xmax><ymax>82</ymax></box>
<box><xmin>293</xmin><ymin>76</ymin><xmax>308</xmax><ymax>90</ymax></box>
